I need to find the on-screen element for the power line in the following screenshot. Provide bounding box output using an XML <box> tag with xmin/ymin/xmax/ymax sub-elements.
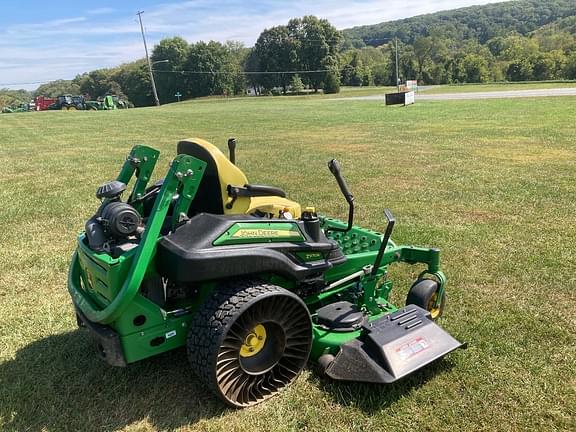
<box><xmin>0</xmin><ymin>80</ymin><xmax>57</xmax><ymax>87</ymax></box>
<box><xmin>0</xmin><ymin>38</ymin><xmax>398</xmax><ymax>88</ymax></box>
<box><xmin>0</xmin><ymin>77</ymin><xmax>88</xmax><ymax>87</ymax></box>
<box><xmin>151</xmin><ymin>69</ymin><xmax>332</xmax><ymax>75</ymax></box>
<box><xmin>0</xmin><ymin>70</ymin><xmax>329</xmax><ymax>87</ymax></box>
<box><xmin>255</xmin><ymin>37</ymin><xmax>394</xmax><ymax>43</ymax></box>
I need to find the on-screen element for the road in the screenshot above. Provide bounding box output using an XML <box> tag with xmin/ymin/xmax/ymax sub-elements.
<box><xmin>335</xmin><ymin>87</ymin><xmax>576</xmax><ymax>101</ymax></box>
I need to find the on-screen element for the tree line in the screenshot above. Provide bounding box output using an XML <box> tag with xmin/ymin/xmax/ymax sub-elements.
<box><xmin>2</xmin><ymin>1</ymin><xmax>575</xmax><ymax>108</ymax></box>
<box><xmin>341</xmin><ymin>0</ymin><xmax>576</xmax><ymax>86</ymax></box>
<box><xmin>20</xmin><ymin>16</ymin><xmax>342</xmax><ymax>107</ymax></box>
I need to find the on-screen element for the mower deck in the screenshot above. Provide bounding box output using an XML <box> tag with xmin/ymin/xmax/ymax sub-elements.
<box><xmin>321</xmin><ymin>305</ymin><xmax>463</xmax><ymax>383</ymax></box>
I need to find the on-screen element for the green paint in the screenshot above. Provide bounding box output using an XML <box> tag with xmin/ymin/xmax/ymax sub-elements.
<box><xmin>69</xmin><ymin>150</ymin><xmax>206</xmax><ymax>325</ymax></box>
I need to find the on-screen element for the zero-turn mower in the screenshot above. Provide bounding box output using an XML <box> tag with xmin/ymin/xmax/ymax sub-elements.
<box><xmin>68</xmin><ymin>137</ymin><xmax>464</xmax><ymax>407</ymax></box>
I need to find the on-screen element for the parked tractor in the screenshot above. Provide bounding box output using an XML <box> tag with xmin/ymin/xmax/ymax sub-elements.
<box><xmin>48</xmin><ymin>94</ymin><xmax>86</xmax><ymax>111</ymax></box>
<box><xmin>85</xmin><ymin>95</ymin><xmax>129</xmax><ymax>111</ymax></box>
<box><xmin>1</xmin><ymin>103</ymin><xmax>29</xmax><ymax>113</ymax></box>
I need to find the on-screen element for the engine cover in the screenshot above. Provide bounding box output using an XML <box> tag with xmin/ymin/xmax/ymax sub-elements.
<box><xmin>156</xmin><ymin>213</ymin><xmax>345</xmax><ymax>282</ymax></box>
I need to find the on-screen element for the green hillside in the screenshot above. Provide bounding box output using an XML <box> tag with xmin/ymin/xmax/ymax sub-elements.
<box><xmin>338</xmin><ymin>0</ymin><xmax>576</xmax><ymax>86</ymax></box>
<box><xmin>343</xmin><ymin>0</ymin><xmax>576</xmax><ymax>46</ymax></box>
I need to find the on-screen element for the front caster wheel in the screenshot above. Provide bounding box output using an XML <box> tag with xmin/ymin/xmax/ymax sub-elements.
<box><xmin>406</xmin><ymin>279</ymin><xmax>446</xmax><ymax>320</ymax></box>
<box><xmin>187</xmin><ymin>280</ymin><xmax>312</xmax><ymax>407</ymax></box>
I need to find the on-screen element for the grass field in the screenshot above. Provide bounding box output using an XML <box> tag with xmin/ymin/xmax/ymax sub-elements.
<box><xmin>1</xmin><ymin>95</ymin><xmax>575</xmax><ymax>431</ymax></box>
<box><xmin>420</xmin><ymin>81</ymin><xmax>576</xmax><ymax>94</ymax></box>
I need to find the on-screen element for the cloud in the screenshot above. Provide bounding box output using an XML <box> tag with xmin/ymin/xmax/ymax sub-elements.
<box><xmin>0</xmin><ymin>0</ymin><xmax>504</xmax><ymax>90</ymax></box>
<box><xmin>87</xmin><ymin>8</ymin><xmax>116</xmax><ymax>15</ymax></box>
<box><xmin>6</xmin><ymin>16</ymin><xmax>87</xmax><ymax>35</ymax></box>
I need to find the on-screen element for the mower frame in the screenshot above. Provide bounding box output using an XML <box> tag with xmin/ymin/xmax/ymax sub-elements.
<box><xmin>69</xmin><ymin>144</ymin><xmax>448</xmax><ymax>367</ymax></box>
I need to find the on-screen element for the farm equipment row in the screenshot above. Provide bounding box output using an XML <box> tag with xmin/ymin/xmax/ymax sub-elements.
<box><xmin>2</xmin><ymin>94</ymin><xmax>129</xmax><ymax>113</ymax></box>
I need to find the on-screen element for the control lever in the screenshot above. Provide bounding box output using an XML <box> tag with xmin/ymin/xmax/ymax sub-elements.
<box><xmin>228</xmin><ymin>137</ymin><xmax>237</xmax><ymax>164</ymax></box>
<box><xmin>371</xmin><ymin>209</ymin><xmax>395</xmax><ymax>277</ymax></box>
<box><xmin>328</xmin><ymin>159</ymin><xmax>354</xmax><ymax>232</ymax></box>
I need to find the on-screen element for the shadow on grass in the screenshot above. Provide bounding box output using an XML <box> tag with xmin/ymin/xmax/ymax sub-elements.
<box><xmin>0</xmin><ymin>330</ymin><xmax>227</xmax><ymax>432</ymax></box>
<box><xmin>309</xmin><ymin>357</ymin><xmax>457</xmax><ymax>414</ymax></box>
<box><xmin>1</xmin><ymin>331</ymin><xmax>459</xmax><ymax>430</ymax></box>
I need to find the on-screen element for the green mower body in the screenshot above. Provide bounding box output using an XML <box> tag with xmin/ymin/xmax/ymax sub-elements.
<box><xmin>68</xmin><ymin>138</ymin><xmax>463</xmax><ymax>407</ymax></box>
<box><xmin>85</xmin><ymin>95</ymin><xmax>128</xmax><ymax>111</ymax></box>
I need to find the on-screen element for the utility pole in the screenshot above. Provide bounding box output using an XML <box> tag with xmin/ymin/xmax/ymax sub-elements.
<box><xmin>137</xmin><ymin>11</ymin><xmax>160</xmax><ymax>106</ymax></box>
<box><xmin>395</xmin><ymin>37</ymin><xmax>400</xmax><ymax>93</ymax></box>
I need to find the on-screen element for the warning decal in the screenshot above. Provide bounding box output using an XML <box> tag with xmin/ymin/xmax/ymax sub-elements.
<box><xmin>395</xmin><ymin>337</ymin><xmax>430</xmax><ymax>360</ymax></box>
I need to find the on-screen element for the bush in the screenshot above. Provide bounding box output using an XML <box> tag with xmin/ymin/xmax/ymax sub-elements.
<box><xmin>290</xmin><ymin>74</ymin><xmax>304</xmax><ymax>95</ymax></box>
<box><xmin>323</xmin><ymin>71</ymin><xmax>341</xmax><ymax>94</ymax></box>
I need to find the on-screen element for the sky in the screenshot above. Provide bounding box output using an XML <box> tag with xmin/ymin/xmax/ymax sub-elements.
<box><xmin>0</xmin><ymin>0</ymin><xmax>505</xmax><ymax>90</ymax></box>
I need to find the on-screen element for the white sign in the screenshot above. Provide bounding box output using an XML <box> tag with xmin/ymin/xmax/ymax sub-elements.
<box><xmin>406</xmin><ymin>80</ymin><xmax>418</xmax><ymax>90</ymax></box>
<box><xmin>404</xmin><ymin>91</ymin><xmax>415</xmax><ymax>106</ymax></box>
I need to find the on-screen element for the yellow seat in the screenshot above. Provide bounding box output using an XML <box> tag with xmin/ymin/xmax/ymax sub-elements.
<box><xmin>177</xmin><ymin>138</ymin><xmax>301</xmax><ymax>218</ymax></box>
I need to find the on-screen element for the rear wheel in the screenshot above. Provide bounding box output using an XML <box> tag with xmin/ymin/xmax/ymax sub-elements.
<box><xmin>406</xmin><ymin>279</ymin><xmax>445</xmax><ymax>320</ymax></box>
<box><xmin>187</xmin><ymin>280</ymin><xmax>312</xmax><ymax>407</ymax></box>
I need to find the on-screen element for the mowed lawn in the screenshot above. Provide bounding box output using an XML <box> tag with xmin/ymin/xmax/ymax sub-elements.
<box><xmin>0</xmin><ymin>95</ymin><xmax>575</xmax><ymax>432</ymax></box>
<box><xmin>421</xmin><ymin>81</ymin><xmax>576</xmax><ymax>94</ymax></box>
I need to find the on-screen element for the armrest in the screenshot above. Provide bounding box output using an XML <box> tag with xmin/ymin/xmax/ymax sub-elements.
<box><xmin>226</xmin><ymin>184</ymin><xmax>287</xmax><ymax>209</ymax></box>
<box><xmin>228</xmin><ymin>184</ymin><xmax>286</xmax><ymax>198</ymax></box>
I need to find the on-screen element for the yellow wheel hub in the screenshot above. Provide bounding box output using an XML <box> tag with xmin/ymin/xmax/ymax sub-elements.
<box><xmin>240</xmin><ymin>324</ymin><xmax>266</xmax><ymax>358</ymax></box>
<box><xmin>428</xmin><ymin>293</ymin><xmax>440</xmax><ymax>319</ymax></box>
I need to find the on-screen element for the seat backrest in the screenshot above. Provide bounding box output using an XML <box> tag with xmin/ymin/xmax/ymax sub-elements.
<box><xmin>177</xmin><ymin>138</ymin><xmax>248</xmax><ymax>214</ymax></box>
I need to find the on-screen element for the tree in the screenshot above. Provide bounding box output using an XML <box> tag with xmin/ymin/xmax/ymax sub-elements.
<box><xmin>413</xmin><ymin>37</ymin><xmax>433</xmax><ymax>80</ymax></box>
<box><xmin>184</xmin><ymin>41</ymin><xmax>239</xmax><ymax>97</ymax></box>
<box><xmin>224</xmin><ymin>41</ymin><xmax>249</xmax><ymax>95</ymax></box>
<box><xmin>323</xmin><ymin>70</ymin><xmax>340</xmax><ymax>94</ymax></box>
<box><xmin>151</xmin><ymin>37</ymin><xmax>189</xmax><ymax>103</ymax></box>
<box><xmin>500</xmin><ymin>35</ymin><xmax>539</xmax><ymax>81</ymax></box>
<box><xmin>0</xmin><ymin>89</ymin><xmax>31</xmax><ymax>110</ymax></box>
<box><xmin>372</xmin><ymin>62</ymin><xmax>391</xmax><ymax>85</ymax></box>
<box><xmin>34</xmin><ymin>80</ymin><xmax>80</xmax><ymax>97</ymax></box>
<box><xmin>459</xmin><ymin>54</ymin><xmax>490</xmax><ymax>82</ymax></box>
<box><xmin>395</xmin><ymin>43</ymin><xmax>418</xmax><ymax>85</ymax></box>
<box><xmin>112</xmin><ymin>60</ymin><xmax>152</xmax><ymax>107</ymax></box>
<box><xmin>532</xmin><ymin>51</ymin><xmax>566</xmax><ymax>80</ymax></box>
<box><xmin>253</xmin><ymin>16</ymin><xmax>342</xmax><ymax>93</ymax></box>
<box><xmin>76</xmin><ymin>69</ymin><xmax>127</xmax><ymax>100</ymax></box>
<box><xmin>564</xmin><ymin>52</ymin><xmax>576</xmax><ymax>79</ymax></box>
<box><xmin>340</xmin><ymin>52</ymin><xmax>369</xmax><ymax>86</ymax></box>
<box><xmin>290</xmin><ymin>74</ymin><xmax>304</xmax><ymax>94</ymax></box>
<box><xmin>244</xmin><ymin>49</ymin><xmax>261</xmax><ymax>95</ymax></box>
<box><xmin>507</xmin><ymin>59</ymin><xmax>534</xmax><ymax>81</ymax></box>
<box><xmin>287</xmin><ymin>16</ymin><xmax>342</xmax><ymax>92</ymax></box>
<box><xmin>253</xmin><ymin>25</ymin><xmax>298</xmax><ymax>93</ymax></box>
